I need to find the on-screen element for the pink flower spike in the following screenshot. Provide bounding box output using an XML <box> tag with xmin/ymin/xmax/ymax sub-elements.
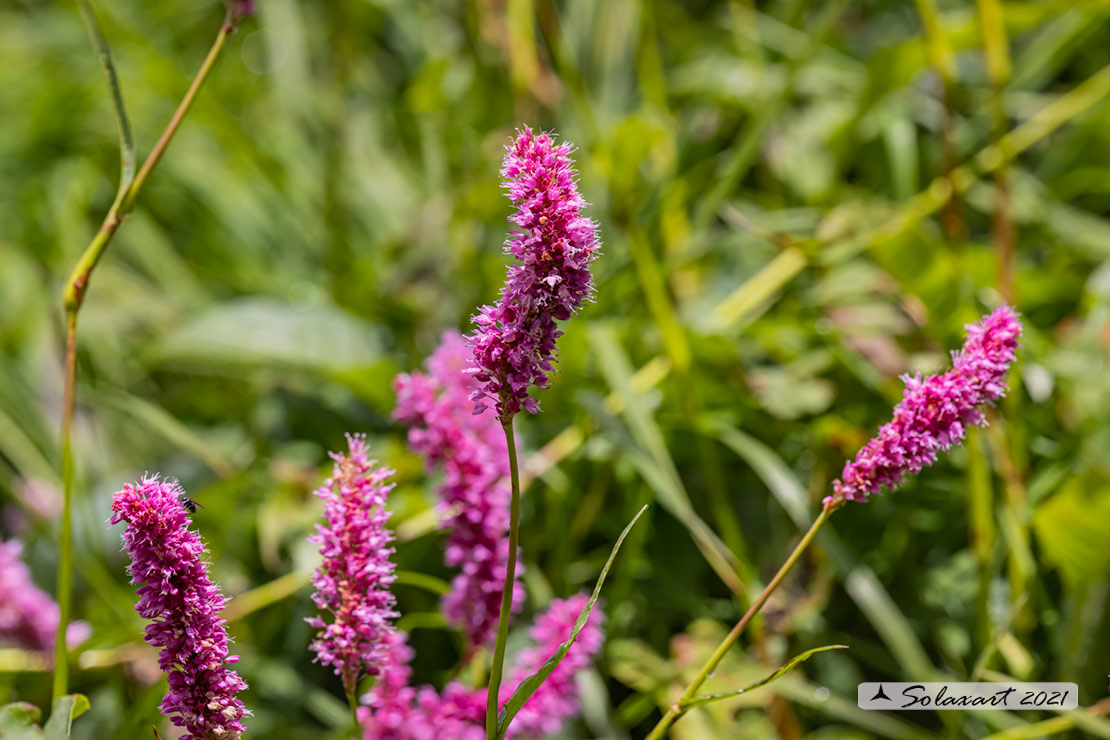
<box><xmin>0</xmin><ymin>539</ymin><xmax>90</xmax><ymax>653</ymax></box>
<box><xmin>394</xmin><ymin>331</ymin><xmax>524</xmax><ymax>649</ymax></box>
<box><xmin>469</xmin><ymin>127</ymin><xmax>601</xmax><ymax>419</ymax></box>
<box><xmin>828</xmin><ymin>305</ymin><xmax>1022</xmax><ymax>506</ymax></box>
<box><xmin>110</xmin><ymin>476</ymin><xmax>249</xmax><ymax>739</ymax></box>
<box><xmin>307</xmin><ymin>434</ymin><xmax>399</xmax><ymax>697</ymax></box>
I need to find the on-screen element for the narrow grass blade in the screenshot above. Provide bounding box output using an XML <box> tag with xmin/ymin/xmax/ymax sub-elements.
<box><xmin>590</xmin><ymin>324</ymin><xmax>745</xmax><ymax>594</ymax></box>
<box><xmin>75</xmin><ymin>0</ymin><xmax>136</xmax><ymax>198</ymax></box>
<box><xmin>709</xmin><ymin>421</ymin><xmax>811</xmax><ymax>525</ymax></box>
<box><xmin>680</xmin><ymin>645</ymin><xmax>848</xmax><ymax>710</ymax></box>
<box><xmin>496</xmin><ymin>505</ymin><xmax>648</xmax><ymax>738</ymax></box>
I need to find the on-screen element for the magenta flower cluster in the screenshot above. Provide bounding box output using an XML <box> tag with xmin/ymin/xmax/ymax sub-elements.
<box><xmin>469</xmin><ymin>128</ymin><xmax>601</xmax><ymax>418</ymax></box>
<box><xmin>307</xmin><ymin>434</ymin><xmax>399</xmax><ymax>696</ymax></box>
<box><xmin>829</xmin><ymin>305</ymin><xmax>1022</xmax><ymax>505</ymax></box>
<box><xmin>0</xmin><ymin>539</ymin><xmax>89</xmax><ymax>652</ymax></box>
<box><xmin>394</xmin><ymin>331</ymin><xmax>523</xmax><ymax>648</ymax></box>
<box><xmin>110</xmin><ymin>476</ymin><xmax>249</xmax><ymax>739</ymax></box>
<box><xmin>359</xmin><ymin>593</ymin><xmax>603</xmax><ymax>739</ymax></box>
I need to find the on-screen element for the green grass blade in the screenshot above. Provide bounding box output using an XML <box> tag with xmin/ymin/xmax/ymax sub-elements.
<box><xmin>75</xmin><ymin>0</ymin><xmax>136</xmax><ymax>199</ymax></box>
<box><xmin>496</xmin><ymin>505</ymin><xmax>648</xmax><ymax>738</ymax></box>
<box><xmin>589</xmin><ymin>323</ymin><xmax>745</xmax><ymax>594</ymax></box>
<box><xmin>680</xmin><ymin>645</ymin><xmax>848</xmax><ymax>710</ymax></box>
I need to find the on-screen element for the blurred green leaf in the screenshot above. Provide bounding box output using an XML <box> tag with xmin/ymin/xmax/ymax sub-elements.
<box><xmin>154</xmin><ymin>298</ymin><xmax>382</xmax><ymax>372</ymax></box>
<box><xmin>0</xmin><ymin>702</ymin><xmax>42</xmax><ymax>730</ymax></box>
<box><xmin>43</xmin><ymin>695</ymin><xmax>88</xmax><ymax>740</ymax></box>
<box><xmin>1033</xmin><ymin>479</ymin><xmax>1110</xmax><ymax>588</ymax></box>
<box><xmin>589</xmin><ymin>323</ymin><xmax>745</xmax><ymax>594</ymax></box>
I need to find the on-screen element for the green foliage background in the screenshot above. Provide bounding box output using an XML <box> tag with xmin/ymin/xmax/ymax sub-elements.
<box><xmin>2</xmin><ymin>0</ymin><xmax>1110</xmax><ymax>737</ymax></box>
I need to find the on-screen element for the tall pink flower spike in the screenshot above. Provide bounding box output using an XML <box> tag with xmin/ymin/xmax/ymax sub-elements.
<box><xmin>307</xmin><ymin>434</ymin><xmax>399</xmax><ymax>698</ymax></box>
<box><xmin>0</xmin><ymin>539</ymin><xmax>89</xmax><ymax>652</ymax></box>
<box><xmin>110</xmin><ymin>476</ymin><xmax>249</xmax><ymax>739</ymax></box>
<box><xmin>469</xmin><ymin>128</ymin><xmax>601</xmax><ymax>419</ymax></box>
<box><xmin>829</xmin><ymin>305</ymin><xmax>1022</xmax><ymax>506</ymax></box>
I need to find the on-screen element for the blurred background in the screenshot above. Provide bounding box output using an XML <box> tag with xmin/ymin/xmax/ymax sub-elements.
<box><xmin>2</xmin><ymin>0</ymin><xmax>1110</xmax><ymax>737</ymax></box>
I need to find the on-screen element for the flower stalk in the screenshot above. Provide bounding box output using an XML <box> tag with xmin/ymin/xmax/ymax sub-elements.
<box><xmin>53</xmin><ymin>4</ymin><xmax>242</xmax><ymax>701</ymax></box>
<box><xmin>646</xmin><ymin>306</ymin><xmax>1020</xmax><ymax>738</ymax></box>
<box><xmin>485</xmin><ymin>418</ymin><xmax>522</xmax><ymax>739</ymax></box>
<box><xmin>469</xmin><ymin>128</ymin><xmax>600</xmax><ymax>739</ymax></box>
<box><xmin>645</xmin><ymin>503</ymin><xmax>835</xmax><ymax>739</ymax></box>
<box><xmin>307</xmin><ymin>436</ymin><xmax>399</xmax><ymax>722</ymax></box>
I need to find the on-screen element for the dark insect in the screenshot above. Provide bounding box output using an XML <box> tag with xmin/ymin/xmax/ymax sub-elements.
<box><xmin>179</xmin><ymin>495</ymin><xmax>204</xmax><ymax>514</ymax></box>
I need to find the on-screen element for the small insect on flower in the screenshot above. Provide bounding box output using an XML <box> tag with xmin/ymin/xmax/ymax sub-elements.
<box><xmin>179</xmin><ymin>495</ymin><xmax>204</xmax><ymax>514</ymax></box>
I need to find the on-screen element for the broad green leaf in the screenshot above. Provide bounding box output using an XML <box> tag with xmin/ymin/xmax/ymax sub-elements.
<box><xmin>1032</xmin><ymin>479</ymin><xmax>1110</xmax><ymax>589</ymax></box>
<box><xmin>393</xmin><ymin>570</ymin><xmax>451</xmax><ymax>596</ymax></box>
<box><xmin>680</xmin><ymin>645</ymin><xmax>848</xmax><ymax>710</ymax></box>
<box><xmin>154</xmin><ymin>298</ymin><xmax>382</xmax><ymax>373</ymax></box>
<box><xmin>43</xmin><ymin>695</ymin><xmax>89</xmax><ymax>740</ymax></box>
<box><xmin>0</xmin><ymin>702</ymin><xmax>41</xmax><ymax>730</ymax></box>
<box><xmin>97</xmin><ymin>390</ymin><xmax>234</xmax><ymax>477</ymax></box>
<box><xmin>497</xmin><ymin>505</ymin><xmax>647</xmax><ymax>738</ymax></box>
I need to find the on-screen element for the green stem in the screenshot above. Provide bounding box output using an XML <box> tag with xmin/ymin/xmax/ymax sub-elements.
<box><xmin>52</xmin><ymin>313</ymin><xmax>78</xmax><ymax>701</ymax></box>
<box><xmin>645</xmin><ymin>502</ymin><xmax>835</xmax><ymax>740</ymax></box>
<box><xmin>346</xmin><ymin>686</ymin><xmax>360</xmax><ymax>735</ymax></box>
<box><xmin>119</xmin><ymin>19</ymin><xmax>232</xmax><ymax>214</ymax></box>
<box><xmin>486</xmin><ymin>418</ymin><xmax>521</xmax><ymax>739</ymax></box>
<box><xmin>52</xmin><ymin>8</ymin><xmax>236</xmax><ymax>701</ymax></box>
<box><xmin>63</xmin><ymin>17</ymin><xmax>232</xmax><ymax>313</ymax></box>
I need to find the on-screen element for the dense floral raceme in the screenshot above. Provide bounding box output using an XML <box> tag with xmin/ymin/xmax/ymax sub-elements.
<box><xmin>109</xmin><ymin>476</ymin><xmax>249</xmax><ymax>739</ymax></box>
<box><xmin>359</xmin><ymin>594</ymin><xmax>603</xmax><ymax>739</ymax></box>
<box><xmin>469</xmin><ymin>127</ymin><xmax>601</xmax><ymax>418</ymax></box>
<box><xmin>829</xmin><ymin>305</ymin><xmax>1022</xmax><ymax>505</ymax></box>
<box><xmin>307</xmin><ymin>434</ymin><xmax>399</xmax><ymax>696</ymax></box>
<box><xmin>394</xmin><ymin>331</ymin><xmax>523</xmax><ymax>648</ymax></box>
<box><xmin>0</xmin><ymin>539</ymin><xmax>89</xmax><ymax>652</ymax></box>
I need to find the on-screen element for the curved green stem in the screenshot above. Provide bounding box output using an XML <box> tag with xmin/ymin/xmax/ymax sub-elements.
<box><xmin>486</xmin><ymin>418</ymin><xmax>521</xmax><ymax>739</ymax></box>
<box><xmin>63</xmin><ymin>16</ymin><xmax>232</xmax><ymax>314</ymax></box>
<box><xmin>52</xmin><ymin>4</ymin><xmax>237</xmax><ymax>701</ymax></box>
<box><xmin>645</xmin><ymin>502</ymin><xmax>835</xmax><ymax>739</ymax></box>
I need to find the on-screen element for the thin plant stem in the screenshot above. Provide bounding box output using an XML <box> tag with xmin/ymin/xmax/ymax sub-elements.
<box><xmin>346</xmin><ymin>686</ymin><xmax>360</xmax><ymax>735</ymax></box>
<box><xmin>486</xmin><ymin>417</ymin><xmax>521</xmax><ymax>739</ymax></box>
<box><xmin>644</xmin><ymin>502</ymin><xmax>835</xmax><ymax>740</ymax></box>
<box><xmin>119</xmin><ymin>20</ymin><xmax>232</xmax><ymax>213</ymax></box>
<box><xmin>52</xmin><ymin>314</ymin><xmax>78</xmax><ymax>700</ymax></box>
<box><xmin>62</xmin><ymin>18</ymin><xmax>232</xmax><ymax>313</ymax></box>
<box><xmin>52</xmin><ymin>7</ymin><xmax>237</xmax><ymax>702</ymax></box>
